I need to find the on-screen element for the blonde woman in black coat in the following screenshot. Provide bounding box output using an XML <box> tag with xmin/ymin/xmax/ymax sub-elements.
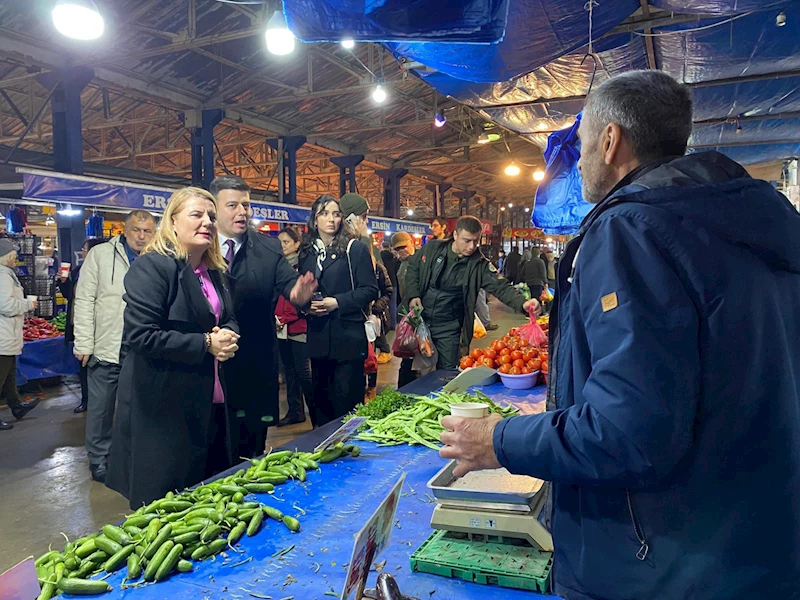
<box><xmin>107</xmin><ymin>187</ymin><xmax>240</xmax><ymax>508</ymax></box>
<box><xmin>298</xmin><ymin>195</ymin><xmax>378</xmax><ymax>426</ymax></box>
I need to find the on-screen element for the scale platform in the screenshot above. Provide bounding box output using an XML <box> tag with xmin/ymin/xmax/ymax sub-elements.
<box><xmin>410</xmin><ymin>461</ymin><xmax>554</xmax><ymax>593</ymax></box>
<box><xmin>427</xmin><ymin>460</ymin><xmax>553</xmax><ymax>551</ymax></box>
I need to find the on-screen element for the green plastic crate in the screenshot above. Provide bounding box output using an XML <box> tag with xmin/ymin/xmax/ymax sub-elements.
<box><xmin>410</xmin><ymin>529</ymin><xmax>553</xmax><ymax>593</ymax></box>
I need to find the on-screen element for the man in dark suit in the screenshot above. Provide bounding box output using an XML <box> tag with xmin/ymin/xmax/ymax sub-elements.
<box><xmin>209</xmin><ymin>175</ymin><xmax>316</xmax><ymax>458</ymax></box>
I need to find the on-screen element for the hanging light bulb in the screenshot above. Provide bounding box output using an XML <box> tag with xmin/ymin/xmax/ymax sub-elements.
<box><xmin>524</xmin><ymin>207</ymin><xmax>530</xmax><ymax>213</ymax></box>
<box><xmin>477</xmin><ymin>133</ymin><xmax>490</xmax><ymax>144</ymax></box>
<box><xmin>265</xmin><ymin>9</ymin><xmax>295</xmax><ymax>56</ymax></box>
<box><xmin>372</xmin><ymin>84</ymin><xmax>387</xmax><ymax>104</ymax></box>
<box><xmin>45</xmin><ymin>215</ymin><xmax>56</xmax><ymax>226</ymax></box>
<box><xmin>52</xmin><ymin>0</ymin><xmax>104</xmax><ymax>40</ymax></box>
<box><xmin>500</xmin><ymin>206</ymin><xmax>506</xmax><ymax>211</ymax></box>
<box><xmin>341</xmin><ymin>38</ymin><xmax>355</xmax><ymax>49</ymax></box>
<box><xmin>434</xmin><ymin>110</ymin><xmax>446</xmax><ymax>128</ymax></box>
<box><xmin>504</xmin><ymin>162</ymin><xmax>521</xmax><ymax>177</ymax></box>
<box><xmin>533</xmin><ymin>170</ymin><xmax>545</xmax><ymax>181</ymax></box>
<box><xmin>508</xmin><ymin>202</ymin><xmax>514</xmax><ymax>208</ymax></box>
<box><xmin>407</xmin><ymin>208</ymin><xmax>414</xmax><ymax>216</ymax></box>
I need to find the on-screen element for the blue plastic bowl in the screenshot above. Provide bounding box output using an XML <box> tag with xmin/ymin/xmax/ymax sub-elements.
<box><xmin>500</xmin><ymin>370</ymin><xmax>540</xmax><ymax>390</ymax></box>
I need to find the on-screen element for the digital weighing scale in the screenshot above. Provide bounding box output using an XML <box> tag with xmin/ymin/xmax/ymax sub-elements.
<box><xmin>427</xmin><ymin>460</ymin><xmax>553</xmax><ymax>551</ymax></box>
<box><xmin>410</xmin><ymin>460</ymin><xmax>554</xmax><ymax>593</ymax></box>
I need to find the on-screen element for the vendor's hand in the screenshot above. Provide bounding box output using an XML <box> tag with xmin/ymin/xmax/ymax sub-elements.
<box><xmin>290</xmin><ymin>272</ymin><xmax>318</xmax><ymax>306</ymax></box>
<box><xmin>523</xmin><ymin>298</ymin><xmax>541</xmax><ymax>317</ymax></box>
<box><xmin>30</xmin><ymin>300</ymin><xmax>39</xmax><ymax>311</ymax></box>
<box><xmin>440</xmin><ymin>413</ymin><xmax>503</xmax><ymax>478</ymax></box>
<box><xmin>409</xmin><ymin>297</ymin><xmax>423</xmax><ymax>312</ymax></box>
<box><xmin>75</xmin><ymin>354</ymin><xmax>90</xmax><ymax>367</ymax></box>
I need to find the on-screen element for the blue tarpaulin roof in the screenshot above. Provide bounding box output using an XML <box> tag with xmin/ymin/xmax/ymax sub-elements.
<box><xmin>283</xmin><ymin>0</ymin><xmax>800</xmax><ymax>231</ymax></box>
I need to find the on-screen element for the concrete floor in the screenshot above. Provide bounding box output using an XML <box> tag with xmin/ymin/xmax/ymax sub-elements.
<box><xmin>0</xmin><ymin>300</ymin><xmax>525</xmax><ymax>573</ymax></box>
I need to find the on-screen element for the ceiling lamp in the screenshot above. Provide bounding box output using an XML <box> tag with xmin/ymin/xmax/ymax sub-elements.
<box><xmin>52</xmin><ymin>0</ymin><xmax>105</xmax><ymax>40</ymax></box>
<box><xmin>477</xmin><ymin>133</ymin><xmax>490</xmax><ymax>144</ymax></box>
<box><xmin>341</xmin><ymin>38</ymin><xmax>355</xmax><ymax>49</ymax></box>
<box><xmin>265</xmin><ymin>9</ymin><xmax>295</xmax><ymax>56</ymax></box>
<box><xmin>45</xmin><ymin>215</ymin><xmax>56</xmax><ymax>226</ymax></box>
<box><xmin>504</xmin><ymin>162</ymin><xmax>521</xmax><ymax>177</ymax></box>
<box><xmin>533</xmin><ymin>170</ymin><xmax>545</xmax><ymax>182</ymax></box>
<box><xmin>434</xmin><ymin>110</ymin><xmax>446</xmax><ymax>128</ymax></box>
<box><xmin>372</xmin><ymin>84</ymin><xmax>387</xmax><ymax>104</ymax></box>
<box><xmin>508</xmin><ymin>202</ymin><xmax>514</xmax><ymax>208</ymax></box>
<box><xmin>57</xmin><ymin>204</ymin><xmax>81</xmax><ymax>216</ymax></box>
<box><xmin>500</xmin><ymin>206</ymin><xmax>506</xmax><ymax>211</ymax></box>
<box><xmin>407</xmin><ymin>208</ymin><xmax>414</xmax><ymax>216</ymax></box>
<box><xmin>524</xmin><ymin>207</ymin><xmax>530</xmax><ymax>213</ymax></box>
<box><xmin>546</xmin><ymin>237</ymin><xmax>553</xmax><ymax>242</ymax></box>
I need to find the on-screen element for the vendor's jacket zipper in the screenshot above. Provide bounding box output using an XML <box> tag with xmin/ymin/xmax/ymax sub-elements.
<box><xmin>626</xmin><ymin>489</ymin><xmax>649</xmax><ymax>561</ymax></box>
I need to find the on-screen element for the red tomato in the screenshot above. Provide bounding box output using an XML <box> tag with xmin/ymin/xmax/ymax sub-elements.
<box><xmin>499</xmin><ymin>355</ymin><xmax>513</xmax><ymax>365</ymax></box>
<box><xmin>508</xmin><ymin>341</ymin><xmax>519</xmax><ymax>351</ymax></box>
<box><xmin>484</xmin><ymin>349</ymin><xmax>498</xmax><ymax>360</ymax></box>
<box><xmin>460</xmin><ymin>357</ymin><xmax>474</xmax><ymax>369</ymax></box>
<box><xmin>519</xmin><ymin>338</ymin><xmax>529</xmax><ymax>348</ymax></box>
<box><xmin>510</xmin><ymin>350</ymin><xmax>523</xmax><ymax>361</ymax></box>
<box><xmin>510</xmin><ymin>365</ymin><xmax>523</xmax><ymax>375</ymax></box>
<box><xmin>528</xmin><ymin>348</ymin><xmax>539</xmax><ymax>359</ymax></box>
<box><xmin>512</xmin><ymin>359</ymin><xmax>526</xmax><ymax>368</ymax></box>
<box><xmin>509</xmin><ymin>328</ymin><xmax>518</xmax><ymax>336</ymax></box>
<box><xmin>521</xmin><ymin>367</ymin><xmax>532</xmax><ymax>375</ymax></box>
<box><xmin>541</xmin><ymin>360</ymin><xmax>549</xmax><ymax>373</ymax></box>
<box><xmin>495</xmin><ymin>341</ymin><xmax>507</xmax><ymax>351</ymax></box>
<box><xmin>499</xmin><ymin>348</ymin><xmax>511</xmax><ymax>357</ymax></box>
<box><xmin>498</xmin><ymin>363</ymin><xmax>512</xmax><ymax>374</ymax></box>
<box><xmin>471</xmin><ymin>348</ymin><xmax>483</xmax><ymax>360</ymax></box>
<box><xmin>531</xmin><ymin>359</ymin><xmax>542</xmax><ymax>371</ymax></box>
<box><xmin>481</xmin><ymin>356</ymin><xmax>495</xmax><ymax>368</ymax></box>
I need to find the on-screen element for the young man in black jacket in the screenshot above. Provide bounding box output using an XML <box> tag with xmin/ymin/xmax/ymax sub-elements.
<box><xmin>406</xmin><ymin>216</ymin><xmax>536</xmax><ymax>369</ymax></box>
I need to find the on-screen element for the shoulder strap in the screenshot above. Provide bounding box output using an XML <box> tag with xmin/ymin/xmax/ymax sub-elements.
<box><xmin>345</xmin><ymin>239</ymin><xmax>356</xmax><ymax>291</ymax></box>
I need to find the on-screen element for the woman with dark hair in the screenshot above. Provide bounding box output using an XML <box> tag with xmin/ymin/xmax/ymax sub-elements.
<box><xmin>299</xmin><ymin>195</ymin><xmax>378</xmax><ymax>426</ymax></box>
<box><xmin>275</xmin><ymin>226</ymin><xmax>315</xmax><ymax>427</ymax></box>
<box><xmin>57</xmin><ymin>237</ymin><xmax>106</xmax><ymax>413</ymax></box>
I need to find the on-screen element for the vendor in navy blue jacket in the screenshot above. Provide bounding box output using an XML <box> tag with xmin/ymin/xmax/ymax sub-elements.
<box><xmin>441</xmin><ymin>70</ymin><xmax>800</xmax><ymax>600</ymax></box>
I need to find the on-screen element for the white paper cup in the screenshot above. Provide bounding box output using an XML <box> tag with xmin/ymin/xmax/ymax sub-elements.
<box><xmin>450</xmin><ymin>402</ymin><xmax>490</xmax><ymax>419</ymax></box>
<box><xmin>59</xmin><ymin>262</ymin><xmax>71</xmax><ymax>277</ymax></box>
<box><xmin>27</xmin><ymin>295</ymin><xmax>38</xmax><ymax>302</ymax></box>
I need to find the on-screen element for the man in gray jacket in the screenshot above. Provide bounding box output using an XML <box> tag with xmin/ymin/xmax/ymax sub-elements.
<box><xmin>74</xmin><ymin>210</ymin><xmax>155</xmax><ymax>482</ymax></box>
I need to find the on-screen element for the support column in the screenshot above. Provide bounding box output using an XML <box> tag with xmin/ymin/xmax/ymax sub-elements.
<box><xmin>453</xmin><ymin>190</ymin><xmax>475</xmax><ymax>216</ymax></box>
<box><xmin>425</xmin><ymin>182</ymin><xmax>451</xmax><ymax>217</ymax></box>
<box><xmin>376</xmin><ymin>168</ymin><xmax>408</xmax><ymax>218</ymax></box>
<box><xmin>330</xmin><ymin>154</ymin><xmax>364</xmax><ymax>197</ymax></box>
<box><xmin>267</xmin><ymin>135</ymin><xmax>306</xmax><ymax>204</ymax></box>
<box><xmin>36</xmin><ymin>67</ymin><xmax>93</xmax><ymax>175</ymax></box>
<box><xmin>186</xmin><ymin>109</ymin><xmax>223</xmax><ymax>189</ymax></box>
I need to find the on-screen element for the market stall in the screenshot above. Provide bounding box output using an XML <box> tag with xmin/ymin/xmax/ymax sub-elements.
<box><xmin>17</xmin><ymin>336</ymin><xmax>78</xmax><ymax>387</ymax></box>
<box><xmin>25</xmin><ymin>366</ymin><xmax>557</xmax><ymax>600</ymax></box>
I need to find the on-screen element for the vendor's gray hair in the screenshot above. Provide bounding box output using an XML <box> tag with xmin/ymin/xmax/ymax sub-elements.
<box><xmin>584</xmin><ymin>70</ymin><xmax>693</xmax><ymax>162</ymax></box>
<box><xmin>0</xmin><ymin>251</ymin><xmax>16</xmax><ymax>267</ymax></box>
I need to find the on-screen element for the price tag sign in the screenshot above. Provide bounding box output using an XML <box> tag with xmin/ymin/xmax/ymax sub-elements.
<box><xmin>314</xmin><ymin>417</ymin><xmax>367</xmax><ymax>452</ymax></box>
<box><xmin>0</xmin><ymin>557</ymin><xmax>40</xmax><ymax>600</ymax></box>
<box><xmin>341</xmin><ymin>474</ymin><xmax>406</xmax><ymax>600</ymax></box>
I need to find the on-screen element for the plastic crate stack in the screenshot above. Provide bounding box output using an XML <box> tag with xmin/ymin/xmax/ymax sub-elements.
<box><xmin>12</xmin><ymin>234</ymin><xmax>56</xmax><ymax>319</ymax></box>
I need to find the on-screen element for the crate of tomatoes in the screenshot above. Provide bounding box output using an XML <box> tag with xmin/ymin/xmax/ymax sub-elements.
<box><xmin>459</xmin><ymin>327</ymin><xmax>550</xmax><ymax>384</ymax></box>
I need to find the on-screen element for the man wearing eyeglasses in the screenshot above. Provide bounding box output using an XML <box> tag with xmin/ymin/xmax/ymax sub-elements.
<box><xmin>391</xmin><ymin>232</ymin><xmax>418</xmax><ymax>388</ymax></box>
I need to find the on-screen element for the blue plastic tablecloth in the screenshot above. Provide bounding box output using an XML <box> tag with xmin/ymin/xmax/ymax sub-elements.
<box><xmin>17</xmin><ymin>337</ymin><xmax>79</xmax><ymax>385</ymax></box>
<box><xmin>60</xmin><ymin>380</ymin><xmax>555</xmax><ymax>600</ymax></box>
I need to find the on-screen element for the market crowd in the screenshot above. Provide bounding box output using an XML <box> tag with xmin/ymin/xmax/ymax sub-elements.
<box><xmin>18</xmin><ymin>166</ymin><xmax>533</xmax><ymax>507</ymax></box>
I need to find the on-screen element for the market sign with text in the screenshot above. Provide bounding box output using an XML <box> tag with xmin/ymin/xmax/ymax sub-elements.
<box><xmin>20</xmin><ymin>170</ymin><xmax>432</xmax><ymax>236</ymax></box>
<box><xmin>503</xmin><ymin>227</ymin><xmax>547</xmax><ymax>239</ymax></box>
<box><xmin>447</xmin><ymin>218</ymin><xmax>493</xmax><ymax>236</ymax></box>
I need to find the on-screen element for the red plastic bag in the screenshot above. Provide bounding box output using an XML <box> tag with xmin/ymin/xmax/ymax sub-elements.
<box><xmin>517</xmin><ymin>305</ymin><xmax>548</xmax><ymax>348</ymax></box>
<box><xmin>364</xmin><ymin>342</ymin><xmax>378</xmax><ymax>374</ymax></box>
<box><xmin>392</xmin><ymin>312</ymin><xmax>419</xmax><ymax>359</ymax></box>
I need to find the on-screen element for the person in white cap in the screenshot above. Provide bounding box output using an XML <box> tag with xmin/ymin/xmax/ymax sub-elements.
<box><xmin>0</xmin><ymin>238</ymin><xmax>40</xmax><ymax>430</ymax></box>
